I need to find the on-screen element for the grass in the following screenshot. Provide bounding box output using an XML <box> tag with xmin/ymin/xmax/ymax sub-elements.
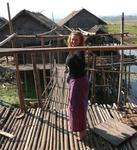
<box><xmin>0</xmin><ymin>84</ymin><xmax>19</xmax><ymax>106</ymax></box>
<box><xmin>107</xmin><ymin>23</ymin><xmax>137</xmax><ymax>35</ymax></box>
<box><xmin>106</xmin><ymin>22</ymin><xmax>137</xmax><ymax>44</ymax></box>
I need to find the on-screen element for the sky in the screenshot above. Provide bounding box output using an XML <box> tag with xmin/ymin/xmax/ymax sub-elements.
<box><xmin>0</xmin><ymin>0</ymin><xmax>137</xmax><ymax>20</ymax></box>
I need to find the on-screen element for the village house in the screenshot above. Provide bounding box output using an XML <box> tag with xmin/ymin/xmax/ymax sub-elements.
<box><xmin>0</xmin><ymin>9</ymin><xmax>67</xmax><ymax>48</ymax></box>
<box><xmin>0</xmin><ymin>10</ymin><xmax>69</xmax><ymax>98</ymax></box>
<box><xmin>1</xmin><ymin>8</ymin><xmax>137</xmax><ymax>150</ymax></box>
<box><xmin>0</xmin><ymin>8</ymin><xmax>125</xmax><ymax>104</ymax></box>
<box><xmin>0</xmin><ymin>8</ymin><xmax>121</xmax><ymax>102</ymax></box>
<box><xmin>0</xmin><ymin>17</ymin><xmax>7</xmax><ymax>28</ymax></box>
<box><xmin>58</xmin><ymin>8</ymin><xmax>107</xmax><ymax>31</ymax></box>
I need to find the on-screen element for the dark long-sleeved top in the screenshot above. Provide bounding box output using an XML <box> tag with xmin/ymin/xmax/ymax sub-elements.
<box><xmin>66</xmin><ymin>51</ymin><xmax>86</xmax><ymax>79</ymax></box>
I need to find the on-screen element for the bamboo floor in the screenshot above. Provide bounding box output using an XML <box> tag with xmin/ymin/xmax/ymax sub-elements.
<box><xmin>1</xmin><ymin>101</ymin><xmax>137</xmax><ymax>150</ymax></box>
<box><xmin>1</xmin><ymin>65</ymin><xmax>137</xmax><ymax>149</ymax></box>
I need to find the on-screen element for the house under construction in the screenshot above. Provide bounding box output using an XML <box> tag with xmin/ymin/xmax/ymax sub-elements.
<box><xmin>1</xmin><ymin>8</ymin><xmax>137</xmax><ymax>150</ymax></box>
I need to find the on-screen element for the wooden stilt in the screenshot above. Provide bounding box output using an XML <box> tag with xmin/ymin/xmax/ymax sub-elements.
<box><xmin>117</xmin><ymin>12</ymin><xmax>124</xmax><ymax>108</ymax></box>
<box><xmin>14</xmin><ymin>53</ymin><xmax>25</xmax><ymax>111</ymax></box>
<box><xmin>31</xmin><ymin>53</ymin><xmax>42</xmax><ymax>107</ymax></box>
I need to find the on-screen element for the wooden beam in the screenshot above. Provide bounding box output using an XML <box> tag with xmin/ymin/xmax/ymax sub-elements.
<box><xmin>92</xmin><ymin>118</ymin><xmax>137</xmax><ymax>146</ymax></box>
<box><xmin>0</xmin><ymin>130</ymin><xmax>15</xmax><ymax>138</ymax></box>
<box><xmin>14</xmin><ymin>53</ymin><xmax>25</xmax><ymax>111</ymax></box>
<box><xmin>0</xmin><ymin>33</ymin><xmax>16</xmax><ymax>47</ymax></box>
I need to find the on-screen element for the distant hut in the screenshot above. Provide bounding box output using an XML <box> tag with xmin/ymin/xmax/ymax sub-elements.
<box><xmin>0</xmin><ymin>9</ymin><xmax>69</xmax><ymax>62</ymax></box>
<box><xmin>85</xmin><ymin>25</ymin><xmax>120</xmax><ymax>57</ymax></box>
<box><xmin>85</xmin><ymin>25</ymin><xmax>120</xmax><ymax>46</ymax></box>
<box><xmin>0</xmin><ymin>9</ymin><xmax>67</xmax><ymax>48</ymax></box>
<box><xmin>58</xmin><ymin>8</ymin><xmax>107</xmax><ymax>31</ymax></box>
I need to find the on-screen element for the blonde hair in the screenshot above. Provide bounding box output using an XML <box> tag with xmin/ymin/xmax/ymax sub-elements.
<box><xmin>67</xmin><ymin>30</ymin><xmax>84</xmax><ymax>47</ymax></box>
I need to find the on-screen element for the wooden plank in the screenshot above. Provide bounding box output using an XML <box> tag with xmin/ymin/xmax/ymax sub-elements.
<box><xmin>94</xmin><ymin>104</ymin><xmax>105</xmax><ymax>123</ymax></box>
<box><xmin>0</xmin><ymin>130</ymin><xmax>15</xmax><ymax>138</ymax></box>
<box><xmin>15</xmin><ymin>109</ymin><xmax>31</xmax><ymax>150</ymax></box>
<box><xmin>0</xmin><ymin>109</ymin><xmax>19</xmax><ymax>146</ymax></box>
<box><xmin>92</xmin><ymin>105</ymin><xmax>101</xmax><ymax>124</ymax></box>
<box><xmin>31</xmin><ymin>109</ymin><xmax>44</xmax><ymax>150</ymax></box>
<box><xmin>56</xmin><ymin>111</ymin><xmax>60</xmax><ymax>150</ymax></box>
<box><xmin>92</xmin><ymin>118</ymin><xmax>137</xmax><ymax>146</ymax></box>
<box><xmin>19</xmin><ymin>109</ymin><xmax>35</xmax><ymax>150</ymax></box>
<box><xmin>24</xmin><ymin>108</ymin><xmax>40</xmax><ymax>150</ymax></box>
<box><xmin>63</xmin><ymin>109</ymin><xmax>69</xmax><ymax>150</ymax></box>
<box><xmin>60</xmin><ymin>110</ymin><xmax>64</xmax><ymax>150</ymax></box>
<box><xmin>0</xmin><ymin>107</ymin><xmax>11</xmax><ymax>129</ymax></box>
<box><xmin>39</xmin><ymin>110</ymin><xmax>50</xmax><ymax>150</ymax></box>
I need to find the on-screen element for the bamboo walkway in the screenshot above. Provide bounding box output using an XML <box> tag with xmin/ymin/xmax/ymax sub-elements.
<box><xmin>1</xmin><ymin>101</ymin><xmax>137</xmax><ymax>149</ymax></box>
<box><xmin>1</xmin><ymin>66</ymin><xmax>137</xmax><ymax>150</ymax></box>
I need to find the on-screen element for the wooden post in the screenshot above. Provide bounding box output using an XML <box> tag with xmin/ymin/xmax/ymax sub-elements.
<box><xmin>31</xmin><ymin>53</ymin><xmax>42</xmax><ymax>107</ymax></box>
<box><xmin>7</xmin><ymin>2</ymin><xmax>14</xmax><ymax>48</ymax></box>
<box><xmin>127</xmin><ymin>50</ymin><xmax>131</xmax><ymax>96</ymax></box>
<box><xmin>124</xmin><ymin>65</ymin><xmax>127</xmax><ymax>102</ymax></box>
<box><xmin>41</xmin><ymin>37</ymin><xmax>47</xmax><ymax>98</ymax></box>
<box><xmin>87</xmin><ymin>50</ymin><xmax>91</xmax><ymax>78</ymax></box>
<box><xmin>117</xmin><ymin>12</ymin><xmax>124</xmax><ymax>107</ymax></box>
<box><xmin>14</xmin><ymin>53</ymin><xmax>25</xmax><ymax>111</ymax></box>
<box><xmin>7</xmin><ymin>2</ymin><xmax>15</xmax><ymax>63</ymax></box>
<box><xmin>91</xmin><ymin>54</ymin><xmax>96</xmax><ymax>104</ymax></box>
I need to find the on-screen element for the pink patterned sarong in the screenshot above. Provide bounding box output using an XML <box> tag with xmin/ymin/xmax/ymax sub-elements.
<box><xmin>67</xmin><ymin>76</ymin><xmax>89</xmax><ymax>132</ymax></box>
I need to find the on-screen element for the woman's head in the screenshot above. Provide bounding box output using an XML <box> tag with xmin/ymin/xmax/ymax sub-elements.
<box><xmin>67</xmin><ymin>30</ymin><xmax>84</xmax><ymax>47</ymax></box>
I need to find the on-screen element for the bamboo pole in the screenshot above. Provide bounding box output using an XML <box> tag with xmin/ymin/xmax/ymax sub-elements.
<box><xmin>16</xmin><ymin>34</ymin><xmax>68</xmax><ymax>38</ymax></box>
<box><xmin>0</xmin><ymin>33</ymin><xmax>16</xmax><ymax>47</ymax></box>
<box><xmin>117</xmin><ymin>12</ymin><xmax>124</xmax><ymax>107</ymax></box>
<box><xmin>14</xmin><ymin>53</ymin><xmax>25</xmax><ymax>111</ymax></box>
<box><xmin>91</xmin><ymin>54</ymin><xmax>96</xmax><ymax>104</ymax></box>
<box><xmin>41</xmin><ymin>37</ymin><xmax>47</xmax><ymax>98</ymax></box>
<box><xmin>31</xmin><ymin>53</ymin><xmax>42</xmax><ymax>107</ymax></box>
<box><xmin>128</xmin><ymin>50</ymin><xmax>131</xmax><ymax>91</ymax></box>
<box><xmin>6</xmin><ymin>2</ymin><xmax>15</xmax><ymax>63</ymax></box>
<box><xmin>7</xmin><ymin>2</ymin><xmax>14</xmax><ymax>48</ymax></box>
<box><xmin>0</xmin><ymin>130</ymin><xmax>15</xmax><ymax>138</ymax></box>
<box><xmin>87</xmin><ymin>68</ymin><xmax>137</xmax><ymax>75</ymax></box>
<box><xmin>1</xmin><ymin>45</ymin><xmax>137</xmax><ymax>55</ymax></box>
<box><xmin>15</xmin><ymin>32</ymin><xmax>129</xmax><ymax>39</ymax></box>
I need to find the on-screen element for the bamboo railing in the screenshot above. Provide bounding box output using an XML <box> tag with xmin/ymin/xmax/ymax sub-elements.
<box><xmin>1</xmin><ymin>45</ymin><xmax>137</xmax><ymax>111</ymax></box>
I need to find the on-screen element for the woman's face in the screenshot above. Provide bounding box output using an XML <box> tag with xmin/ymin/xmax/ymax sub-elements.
<box><xmin>70</xmin><ymin>34</ymin><xmax>81</xmax><ymax>47</ymax></box>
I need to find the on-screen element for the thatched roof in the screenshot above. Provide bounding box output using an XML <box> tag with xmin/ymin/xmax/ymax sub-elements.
<box><xmin>58</xmin><ymin>10</ymin><xmax>79</xmax><ymax>26</ymax></box>
<box><xmin>0</xmin><ymin>9</ymin><xmax>61</xmax><ymax>34</ymax></box>
<box><xmin>20</xmin><ymin>9</ymin><xmax>58</xmax><ymax>29</ymax></box>
<box><xmin>0</xmin><ymin>17</ymin><xmax>8</xmax><ymax>28</ymax></box>
<box><xmin>58</xmin><ymin>8</ymin><xmax>107</xmax><ymax>27</ymax></box>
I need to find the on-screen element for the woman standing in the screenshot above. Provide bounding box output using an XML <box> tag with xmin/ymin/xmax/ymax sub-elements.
<box><xmin>66</xmin><ymin>31</ymin><xmax>89</xmax><ymax>140</ymax></box>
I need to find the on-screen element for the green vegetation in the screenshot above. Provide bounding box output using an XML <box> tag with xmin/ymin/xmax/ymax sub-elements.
<box><xmin>106</xmin><ymin>21</ymin><xmax>137</xmax><ymax>44</ymax></box>
<box><xmin>107</xmin><ymin>23</ymin><xmax>137</xmax><ymax>35</ymax></box>
<box><xmin>0</xmin><ymin>84</ymin><xmax>19</xmax><ymax>107</ymax></box>
<box><xmin>106</xmin><ymin>24</ymin><xmax>121</xmax><ymax>34</ymax></box>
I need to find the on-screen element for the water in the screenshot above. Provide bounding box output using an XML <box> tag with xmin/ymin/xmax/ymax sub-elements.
<box><xmin>124</xmin><ymin>49</ymin><xmax>137</xmax><ymax>103</ymax></box>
